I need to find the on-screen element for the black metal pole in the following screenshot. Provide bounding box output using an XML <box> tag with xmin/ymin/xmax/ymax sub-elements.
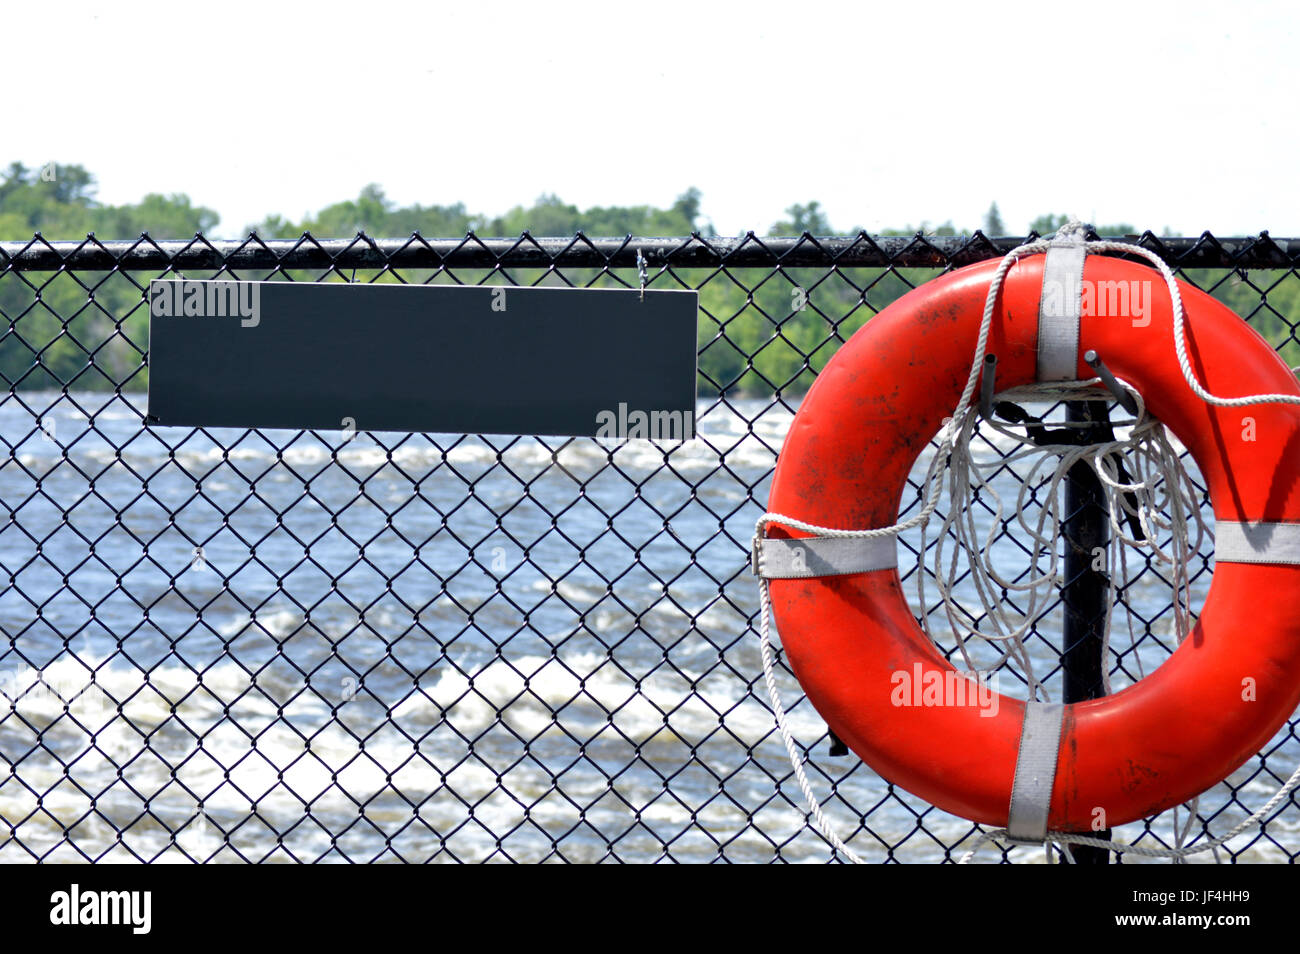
<box><xmin>1060</xmin><ymin>400</ymin><xmax>1113</xmax><ymax>863</ymax></box>
<box><xmin>2</xmin><ymin>233</ymin><xmax>1296</xmax><ymax>273</ymax></box>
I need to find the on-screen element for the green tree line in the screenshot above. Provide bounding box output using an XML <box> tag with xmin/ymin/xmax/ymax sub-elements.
<box><xmin>1</xmin><ymin>165</ymin><xmax>1296</xmax><ymax>393</ymax></box>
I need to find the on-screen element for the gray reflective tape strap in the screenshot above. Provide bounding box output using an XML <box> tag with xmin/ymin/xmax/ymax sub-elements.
<box><xmin>1215</xmin><ymin>521</ymin><xmax>1300</xmax><ymax>565</ymax></box>
<box><xmin>751</xmin><ymin>534</ymin><xmax>897</xmax><ymax>579</ymax></box>
<box><xmin>1006</xmin><ymin>701</ymin><xmax>1066</xmax><ymax>842</ymax></box>
<box><xmin>1037</xmin><ymin>236</ymin><xmax>1088</xmax><ymax>382</ymax></box>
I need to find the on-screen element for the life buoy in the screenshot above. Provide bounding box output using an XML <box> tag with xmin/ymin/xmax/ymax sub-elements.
<box><xmin>759</xmin><ymin>249</ymin><xmax>1300</xmax><ymax>831</ymax></box>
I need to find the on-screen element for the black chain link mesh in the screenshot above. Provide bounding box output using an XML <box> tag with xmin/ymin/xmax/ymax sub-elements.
<box><xmin>1</xmin><ymin>230</ymin><xmax>1297</xmax><ymax>863</ymax></box>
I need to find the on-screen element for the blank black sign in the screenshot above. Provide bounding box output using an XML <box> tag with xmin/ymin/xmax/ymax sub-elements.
<box><xmin>146</xmin><ymin>280</ymin><xmax>698</xmax><ymax>437</ymax></box>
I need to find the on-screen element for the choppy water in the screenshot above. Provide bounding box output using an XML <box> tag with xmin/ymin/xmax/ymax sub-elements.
<box><xmin>0</xmin><ymin>392</ymin><xmax>1295</xmax><ymax>863</ymax></box>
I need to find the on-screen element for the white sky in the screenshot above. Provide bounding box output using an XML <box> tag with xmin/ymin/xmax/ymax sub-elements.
<box><xmin>5</xmin><ymin>0</ymin><xmax>1298</xmax><ymax>238</ymax></box>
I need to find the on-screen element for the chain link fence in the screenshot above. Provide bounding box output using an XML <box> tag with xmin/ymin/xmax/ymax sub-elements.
<box><xmin>1</xmin><ymin>229</ymin><xmax>1298</xmax><ymax>863</ymax></box>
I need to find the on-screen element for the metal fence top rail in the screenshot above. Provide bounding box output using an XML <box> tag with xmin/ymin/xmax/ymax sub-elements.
<box><xmin>3</xmin><ymin>230</ymin><xmax>1300</xmax><ymax>272</ymax></box>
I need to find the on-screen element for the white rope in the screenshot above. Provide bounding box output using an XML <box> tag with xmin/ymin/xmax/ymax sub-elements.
<box><xmin>756</xmin><ymin>222</ymin><xmax>1300</xmax><ymax>863</ymax></box>
<box><xmin>915</xmin><ymin>380</ymin><xmax>1205</xmax><ymax>703</ymax></box>
<box><xmin>757</xmin><ymin>576</ymin><xmax>864</xmax><ymax>863</ymax></box>
<box><xmin>1079</xmin><ymin>239</ymin><xmax>1300</xmax><ymax>409</ymax></box>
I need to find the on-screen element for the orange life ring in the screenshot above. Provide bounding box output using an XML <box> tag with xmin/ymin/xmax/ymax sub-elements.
<box><xmin>761</xmin><ymin>251</ymin><xmax>1300</xmax><ymax>831</ymax></box>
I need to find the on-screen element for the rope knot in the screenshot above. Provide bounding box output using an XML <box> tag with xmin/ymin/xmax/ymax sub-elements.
<box><xmin>1052</xmin><ymin>218</ymin><xmax>1089</xmax><ymax>245</ymax></box>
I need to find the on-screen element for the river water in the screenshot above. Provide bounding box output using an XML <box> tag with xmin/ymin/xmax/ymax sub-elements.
<box><xmin>0</xmin><ymin>392</ymin><xmax>1294</xmax><ymax>862</ymax></box>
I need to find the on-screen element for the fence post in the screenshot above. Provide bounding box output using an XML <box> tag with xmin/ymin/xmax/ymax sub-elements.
<box><xmin>1060</xmin><ymin>399</ymin><xmax>1113</xmax><ymax>863</ymax></box>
